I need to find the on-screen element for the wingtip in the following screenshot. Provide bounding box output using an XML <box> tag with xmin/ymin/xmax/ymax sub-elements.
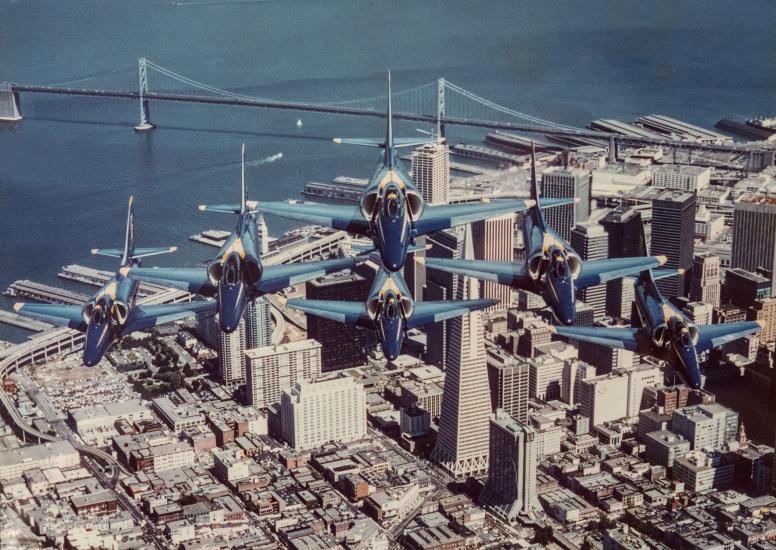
<box><xmin>90</xmin><ymin>248</ymin><xmax>98</xmax><ymax>255</ymax></box>
<box><xmin>657</xmin><ymin>255</ymin><xmax>668</xmax><ymax>265</ymax></box>
<box><xmin>13</xmin><ymin>303</ymin><xmax>24</xmax><ymax>312</ymax></box>
<box><xmin>333</xmin><ymin>138</ymin><xmax>342</xmax><ymax>144</ymax></box>
<box><xmin>574</xmin><ymin>197</ymin><xmax>581</xmax><ymax>204</ymax></box>
<box><xmin>677</xmin><ymin>268</ymin><xmax>685</xmax><ymax>275</ymax></box>
<box><xmin>246</xmin><ymin>200</ymin><xmax>258</xmax><ymax>209</ymax></box>
<box><xmin>169</xmin><ymin>246</ymin><xmax>178</xmax><ymax>253</ymax></box>
<box><xmin>415</xmin><ymin>256</ymin><xmax>426</xmax><ymax>266</ymax></box>
<box><xmin>547</xmin><ymin>325</ymin><xmax>557</xmax><ymax>334</ymax></box>
<box><xmin>756</xmin><ymin>320</ymin><xmax>766</xmax><ymax>329</ymax></box>
<box><xmin>197</xmin><ymin>205</ymin><xmax>207</xmax><ymax>212</ymax></box>
<box><xmin>128</xmin><ymin>195</ymin><xmax>134</xmax><ymax>206</ymax></box>
<box><xmin>525</xmin><ymin>199</ymin><xmax>537</xmax><ymax>208</ymax></box>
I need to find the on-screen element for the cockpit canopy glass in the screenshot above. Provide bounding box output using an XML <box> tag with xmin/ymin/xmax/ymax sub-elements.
<box><xmin>383</xmin><ymin>191</ymin><xmax>403</xmax><ymax>219</ymax></box>
<box><xmin>384</xmin><ymin>298</ymin><xmax>399</xmax><ymax>320</ymax></box>
<box><xmin>91</xmin><ymin>307</ymin><xmax>104</xmax><ymax>324</ymax></box>
<box><xmin>224</xmin><ymin>261</ymin><xmax>240</xmax><ymax>285</ymax></box>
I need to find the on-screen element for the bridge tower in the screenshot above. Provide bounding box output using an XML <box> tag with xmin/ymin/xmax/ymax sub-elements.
<box><xmin>134</xmin><ymin>58</ymin><xmax>154</xmax><ymax>132</ymax></box>
<box><xmin>0</xmin><ymin>82</ymin><xmax>23</xmax><ymax>122</ymax></box>
<box><xmin>437</xmin><ymin>78</ymin><xmax>446</xmax><ymax>140</ymax></box>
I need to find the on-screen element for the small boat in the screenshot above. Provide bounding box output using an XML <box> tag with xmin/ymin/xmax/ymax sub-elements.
<box><xmin>296</xmin><ymin>119</ymin><xmax>303</xmax><ymax>128</ymax></box>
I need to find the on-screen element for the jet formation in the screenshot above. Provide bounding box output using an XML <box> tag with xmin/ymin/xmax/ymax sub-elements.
<box><xmin>15</xmin><ymin>74</ymin><xmax>764</xmax><ymax>384</ymax></box>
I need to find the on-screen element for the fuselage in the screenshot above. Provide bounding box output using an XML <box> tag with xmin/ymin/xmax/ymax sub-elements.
<box><xmin>360</xmin><ymin>163</ymin><xmax>423</xmax><ymax>272</ymax></box>
<box><xmin>366</xmin><ymin>266</ymin><xmax>414</xmax><ymax>360</ymax></box>
<box><xmin>82</xmin><ymin>271</ymin><xmax>138</xmax><ymax>366</ymax></box>
<box><xmin>210</xmin><ymin>212</ymin><xmax>262</xmax><ymax>333</ymax></box>
<box><xmin>522</xmin><ymin>208</ymin><xmax>580</xmax><ymax>325</ymax></box>
<box><xmin>633</xmin><ymin>273</ymin><xmax>702</xmax><ymax>389</ymax></box>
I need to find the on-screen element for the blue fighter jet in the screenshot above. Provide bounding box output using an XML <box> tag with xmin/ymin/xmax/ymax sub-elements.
<box><xmin>259</xmin><ymin>74</ymin><xmax>572</xmax><ymax>272</ymax></box>
<box><xmin>552</xmin><ymin>236</ymin><xmax>762</xmax><ymax>389</ymax></box>
<box><xmin>423</xmin><ymin>145</ymin><xmax>667</xmax><ymax>325</ymax></box>
<box><xmin>286</xmin><ymin>252</ymin><xmax>497</xmax><ymax>361</ymax></box>
<box><xmin>130</xmin><ymin>145</ymin><xmax>364</xmax><ymax>333</ymax></box>
<box><xmin>15</xmin><ymin>197</ymin><xmax>216</xmax><ymax>366</ymax></box>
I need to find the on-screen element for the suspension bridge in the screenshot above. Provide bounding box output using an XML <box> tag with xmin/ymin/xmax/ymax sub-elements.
<box><xmin>1</xmin><ymin>58</ymin><xmax>772</xmax><ymax>160</ymax></box>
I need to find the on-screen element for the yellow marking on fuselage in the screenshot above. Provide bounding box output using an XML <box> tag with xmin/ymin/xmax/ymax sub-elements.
<box><xmin>119</xmin><ymin>266</ymin><xmax>131</xmax><ymax>277</ymax></box>
<box><xmin>542</xmin><ymin>232</ymin><xmax>566</xmax><ymax>255</ymax></box>
<box><xmin>221</xmin><ymin>237</ymin><xmax>246</xmax><ymax>263</ymax></box>
<box><xmin>378</xmin><ymin>276</ymin><xmax>402</xmax><ymax>299</ymax></box>
<box><xmin>378</xmin><ymin>170</ymin><xmax>406</xmax><ymax>191</ymax></box>
<box><xmin>97</xmin><ymin>281</ymin><xmax>118</xmax><ymax>301</ymax></box>
<box><xmin>661</xmin><ymin>303</ymin><xmax>679</xmax><ymax>322</ymax></box>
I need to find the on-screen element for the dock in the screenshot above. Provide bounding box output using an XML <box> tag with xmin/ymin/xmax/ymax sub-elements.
<box><xmin>4</xmin><ymin>280</ymin><xmax>88</xmax><ymax>305</ymax></box>
<box><xmin>189</xmin><ymin>229</ymin><xmax>231</xmax><ymax>248</ymax></box>
<box><xmin>449</xmin><ymin>143</ymin><xmax>525</xmax><ymax>166</ymax></box>
<box><xmin>302</xmin><ymin>176</ymin><xmax>369</xmax><ymax>202</ymax></box>
<box><xmin>0</xmin><ymin>310</ymin><xmax>53</xmax><ymax>332</ymax></box>
<box><xmin>58</xmin><ymin>265</ymin><xmax>170</xmax><ymax>296</ymax></box>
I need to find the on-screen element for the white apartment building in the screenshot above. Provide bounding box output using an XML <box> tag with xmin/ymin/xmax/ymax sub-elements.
<box><xmin>280</xmin><ymin>375</ymin><xmax>367</xmax><ymax>451</ymax></box>
<box><xmin>245</xmin><ymin>339</ymin><xmax>322</xmax><ymax>409</ymax></box>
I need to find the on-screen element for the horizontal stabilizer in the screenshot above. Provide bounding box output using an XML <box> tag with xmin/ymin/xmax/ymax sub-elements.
<box><xmin>333</xmin><ymin>137</ymin><xmax>434</xmax><ymax>149</ymax></box>
<box><xmin>197</xmin><ymin>204</ymin><xmax>255</xmax><ymax>214</ymax></box>
<box><xmin>92</xmin><ymin>247</ymin><xmax>177</xmax><ymax>260</ymax></box>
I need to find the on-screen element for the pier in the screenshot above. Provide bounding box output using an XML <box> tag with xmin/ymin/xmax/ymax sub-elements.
<box><xmin>5</xmin><ymin>280</ymin><xmax>88</xmax><ymax>305</ymax></box>
<box><xmin>0</xmin><ymin>310</ymin><xmax>53</xmax><ymax>332</ymax></box>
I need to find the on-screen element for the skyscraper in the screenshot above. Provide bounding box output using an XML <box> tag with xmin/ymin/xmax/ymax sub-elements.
<box><xmin>432</xmin><ymin>226</ymin><xmax>492</xmax><ymax>479</ymax></box>
<box><xmin>411</xmin><ymin>141</ymin><xmax>449</xmax><ymax>205</ymax></box>
<box><xmin>218</xmin><ymin>315</ymin><xmax>246</xmax><ymax>389</ymax></box>
<box><xmin>540</xmin><ymin>168</ymin><xmax>591</xmax><ymax>241</ymax></box>
<box><xmin>245</xmin><ymin>339</ymin><xmax>322</xmax><ymax>408</ymax></box>
<box><xmin>280</xmin><ymin>374</ymin><xmax>367</xmax><ymax>451</ymax></box>
<box><xmin>601</xmin><ymin>205</ymin><xmax>644</xmax><ymax>319</ymax></box>
<box><xmin>479</xmin><ymin>410</ymin><xmax>539</xmax><ymax>523</ymax></box>
<box><xmin>245</xmin><ymin>297</ymin><xmax>272</xmax><ymax>350</ymax></box>
<box><xmin>424</xmin><ymin>226</ymin><xmax>465</xmax><ymax>368</ymax></box>
<box><xmin>306</xmin><ymin>271</ymin><xmax>373</xmax><ymax>371</ymax></box>
<box><xmin>650</xmin><ymin>190</ymin><xmax>695</xmax><ymax>298</ymax></box>
<box><xmin>486</xmin><ymin>347</ymin><xmax>529</xmax><ymax>423</ymax></box>
<box><xmin>473</xmin><ymin>213</ymin><xmax>515</xmax><ymax>311</ymax></box>
<box><xmin>690</xmin><ymin>253</ymin><xmax>721</xmax><ymax>308</ymax></box>
<box><xmin>570</xmin><ymin>220</ymin><xmax>609</xmax><ymax>320</ymax></box>
<box><xmin>732</xmin><ymin>194</ymin><xmax>776</xmax><ymax>297</ymax></box>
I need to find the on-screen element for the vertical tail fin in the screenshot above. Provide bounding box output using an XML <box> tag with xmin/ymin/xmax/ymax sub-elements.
<box><xmin>121</xmin><ymin>196</ymin><xmax>136</xmax><ymax>266</ymax></box>
<box><xmin>240</xmin><ymin>143</ymin><xmax>247</xmax><ymax>215</ymax></box>
<box><xmin>529</xmin><ymin>141</ymin><xmax>540</xmax><ymax>205</ymax></box>
<box><xmin>383</xmin><ymin>71</ymin><xmax>395</xmax><ymax>168</ymax></box>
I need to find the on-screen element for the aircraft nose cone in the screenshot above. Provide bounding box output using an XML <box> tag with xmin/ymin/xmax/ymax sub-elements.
<box><xmin>381</xmin><ymin>247</ymin><xmax>405</xmax><ymax>272</ymax></box>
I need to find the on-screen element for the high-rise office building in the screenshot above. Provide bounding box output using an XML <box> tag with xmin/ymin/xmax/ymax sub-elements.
<box><xmin>579</xmin><ymin>372</ymin><xmax>629</xmax><ymax>425</ymax></box>
<box><xmin>601</xmin><ymin>206</ymin><xmax>644</xmax><ymax>319</ymax></box>
<box><xmin>245</xmin><ymin>339</ymin><xmax>322</xmax><ymax>408</ymax></box>
<box><xmin>725</xmin><ymin>268</ymin><xmax>772</xmax><ymax>308</ymax></box>
<box><xmin>245</xmin><ymin>297</ymin><xmax>272</xmax><ymax>350</ymax></box>
<box><xmin>652</xmin><ymin>165</ymin><xmax>710</xmax><ymax>192</ymax></box>
<box><xmin>527</xmin><ymin>353</ymin><xmax>566</xmax><ymax>401</ymax></box>
<box><xmin>690</xmin><ymin>253</ymin><xmax>721</xmax><ymax>308</ymax></box>
<box><xmin>204</xmin><ymin>313</ymin><xmax>246</xmax><ymax>389</ymax></box>
<box><xmin>411</xmin><ymin>141</ymin><xmax>450</xmax><ymax>205</ymax></box>
<box><xmin>671</xmin><ymin>404</ymin><xmax>738</xmax><ymax>451</ymax></box>
<box><xmin>731</xmin><ymin>194</ymin><xmax>776</xmax><ymax>297</ymax></box>
<box><xmin>486</xmin><ymin>347</ymin><xmax>529</xmax><ymax>423</ymax></box>
<box><xmin>424</xmin><ymin>226</ymin><xmax>465</xmax><ymax>368</ymax></box>
<box><xmin>541</xmin><ymin>168</ymin><xmax>591</xmax><ymax>241</ymax></box>
<box><xmin>651</xmin><ymin>190</ymin><xmax>696</xmax><ymax>298</ymax></box>
<box><xmin>479</xmin><ymin>410</ymin><xmax>539</xmax><ymax>523</ymax></box>
<box><xmin>280</xmin><ymin>374</ymin><xmax>367</xmax><ymax>451</ymax></box>
<box><xmin>306</xmin><ymin>271</ymin><xmax>373</xmax><ymax>371</ymax></box>
<box><xmin>570</xmin><ymin>220</ymin><xmax>609</xmax><ymax>320</ymax></box>
<box><xmin>473</xmin><ymin>213</ymin><xmax>515</xmax><ymax>311</ymax></box>
<box><xmin>432</xmin><ymin>226</ymin><xmax>491</xmax><ymax>479</ymax></box>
